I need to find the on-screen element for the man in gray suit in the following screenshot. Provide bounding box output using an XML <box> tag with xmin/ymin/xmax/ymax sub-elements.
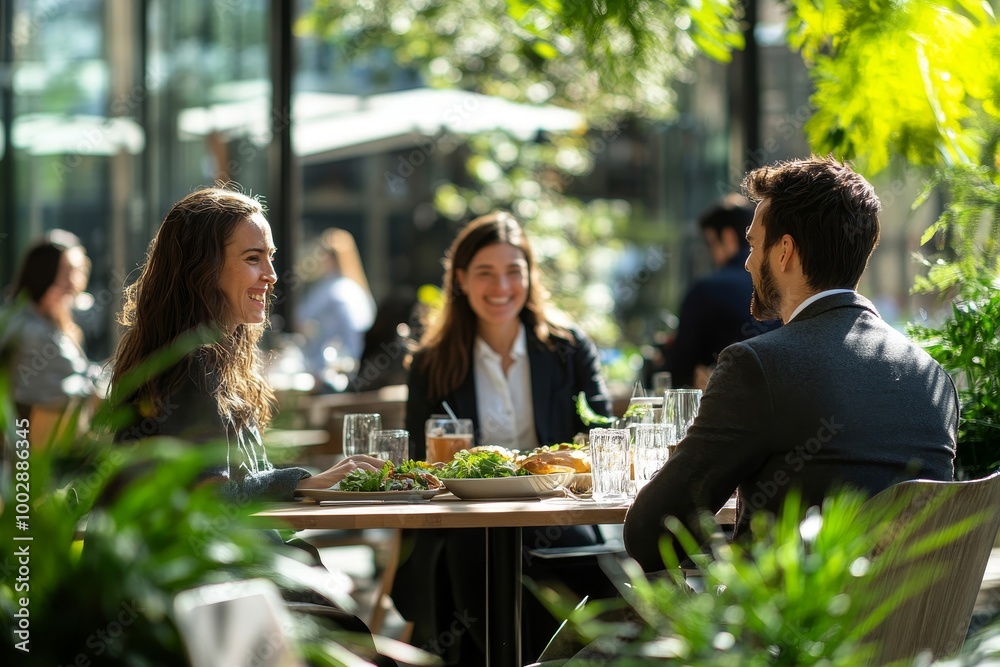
<box><xmin>624</xmin><ymin>157</ymin><xmax>958</xmax><ymax>572</ymax></box>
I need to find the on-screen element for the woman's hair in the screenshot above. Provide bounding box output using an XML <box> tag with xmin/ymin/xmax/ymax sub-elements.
<box><xmin>8</xmin><ymin>229</ymin><xmax>87</xmax><ymax>335</ymax></box>
<box><xmin>416</xmin><ymin>210</ymin><xmax>570</xmax><ymax>400</ymax></box>
<box><xmin>110</xmin><ymin>187</ymin><xmax>275</xmax><ymax>431</ymax></box>
<box><xmin>9</xmin><ymin>229</ymin><xmax>83</xmax><ymax>304</ymax></box>
<box><xmin>321</xmin><ymin>228</ymin><xmax>372</xmax><ymax>295</ymax></box>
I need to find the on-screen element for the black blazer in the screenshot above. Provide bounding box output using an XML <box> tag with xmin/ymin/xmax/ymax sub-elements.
<box><xmin>624</xmin><ymin>292</ymin><xmax>959</xmax><ymax>571</ymax></box>
<box><xmin>662</xmin><ymin>248</ymin><xmax>780</xmax><ymax>387</ymax></box>
<box><xmin>405</xmin><ymin>325</ymin><xmax>612</xmax><ymax>460</ymax></box>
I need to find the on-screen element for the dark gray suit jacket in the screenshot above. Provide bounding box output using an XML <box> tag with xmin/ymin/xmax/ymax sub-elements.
<box><xmin>624</xmin><ymin>292</ymin><xmax>958</xmax><ymax>571</ymax></box>
<box><xmin>405</xmin><ymin>325</ymin><xmax>611</xmax><ymax>460</ymax></box>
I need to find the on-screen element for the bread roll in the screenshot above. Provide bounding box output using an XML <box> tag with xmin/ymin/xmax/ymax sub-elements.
<box><xmin>519</xmin><ymin>449</ymin><xmax>590</xmax><ymax>474</ymax></box>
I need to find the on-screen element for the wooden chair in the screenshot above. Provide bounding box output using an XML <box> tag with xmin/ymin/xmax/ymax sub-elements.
<box><xmin>857</xmin><ymin>471</ymin><xmax>1000</xmax><ymax>665</ymax></box>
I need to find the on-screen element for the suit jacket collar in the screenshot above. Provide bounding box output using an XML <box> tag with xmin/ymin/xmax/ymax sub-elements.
<box><xmin>792</xmin><ymin>291</ymin><xmax>881</xmax><ymax>323</ymax></box>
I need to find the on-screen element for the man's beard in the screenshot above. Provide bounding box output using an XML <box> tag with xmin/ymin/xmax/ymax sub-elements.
<box><xmin>750</xmin><ymin>257</ymin><xmax>782</xmax><ymax>321</ymax></box>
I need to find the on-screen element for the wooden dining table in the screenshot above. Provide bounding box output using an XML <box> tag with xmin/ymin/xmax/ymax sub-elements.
<box><xmin>254</xmin><ymin>494</ymin><xmax>738</xmax><ymax>666</ymax></box>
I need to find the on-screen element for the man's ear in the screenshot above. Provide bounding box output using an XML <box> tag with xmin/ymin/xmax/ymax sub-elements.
<box><xmin>778</xmin><ymin>234</ymin><xmax>797</xmax><ymax>272</ymax></box>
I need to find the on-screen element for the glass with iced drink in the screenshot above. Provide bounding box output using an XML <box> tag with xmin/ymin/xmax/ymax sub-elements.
<box><xmin>425</xmin><ymin>417</ymin><xmax>474</xmax><ymax>463</ymax></box>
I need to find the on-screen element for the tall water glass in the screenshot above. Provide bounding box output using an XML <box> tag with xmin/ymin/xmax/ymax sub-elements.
<box><xmin>663</xmin><ymin>389</ymin><xmax>701</xmax><ymax>442</ymax></box>
<box><xmin>634</xmin><ymin>423</ymin><xmax>673</xmax><ymax>490</ymax></box>
<box><xmin>372</xmin><ymin>429</ymin><xmax>409</xmax><ymax>466</ymax></box>
<box><xmin>589</xmin><ymin>428</ymin><xmax>630</xmax><ymax>504</ymax></box>
<box><xmin>623</xmin><ymin>396</ymin><xmax>661</xmax><ymax>498</ymax></box>
<box><xmin>343</xmin><ymin>413</ymin><xmax>381</xmax><ymax>457</ymax></box>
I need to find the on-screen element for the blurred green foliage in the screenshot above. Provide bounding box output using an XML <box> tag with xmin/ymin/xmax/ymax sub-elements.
<box><xmin>299</xmin><ymin>0</ymin><xmax>746</xmax><ymax>359</ymax></box>
<box><xmin>533</xmin><ymin>490</ymin><xmax>1000</xmax><ymax>664</ymax></box>
<box><xmin>301</xmin><ymin>0</ymin><xmax>742</xmax><ymax>124</ymax></box>
<box><xmin>0</xmin><ymin>317</ymin><xmax>432</xmax><ymax>665</ymax></box>
<box><xmin>786</xmin><ymin>0</ymin><xmax>1000</xmax><ymax>176</ymax></box>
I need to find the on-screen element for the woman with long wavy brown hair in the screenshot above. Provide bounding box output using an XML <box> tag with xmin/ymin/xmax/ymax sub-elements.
<box><xmin>397</xmin><ymin>211</ymin><xmax>614</xmax><ymax>665</ymax></box>
<box><xmin>111</xmin><ymin>187</ymin><xmax>380</xmax><ymax>499</ymax></box>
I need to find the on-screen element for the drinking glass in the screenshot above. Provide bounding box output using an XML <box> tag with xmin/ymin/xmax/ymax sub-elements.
<box><xmin>372</xmin><ymin>429</ymin><xmax>409</xmax><ymax>466</ymax></box>
<box><xmin>651</xmin><ymin>371</ymin><xmax>673</xmax><ymax>394</ymax></box>
<box><xmin>425</xmin><ymin>417</ymin><xmax>474</xmax><ymax>463</ymax></box>
<box><xmin>623</xmin><ymin>396</ymin><xmax>662</xmax><ymax>497</ymax></box>
<box><xmin>663</xmin><ymin>389</ymin><xmax>701</xmax><ymax>442</ymax></box>
<box><xmin>589</xmin><ymin>428</ymin><xmax>630</xmax><ymax>504</ymax></box>
<box><xmin>634</xmin><ymin>423</ymin><xmax>673</xmax><ymax>490</ymax></box>
<box><xmin>342</xmin><ymin>413</ymin><xmax>381</xmax><ymax>457</ymax></box>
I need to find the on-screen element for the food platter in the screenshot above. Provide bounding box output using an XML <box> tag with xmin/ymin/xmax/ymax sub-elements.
<box><xmin>443</xmin><ymin>473</ymin><xmax>573</xmax><ymax>500</ymax></box>
<box><xmin>296</xmin><ymin>488</ymin><xmax>441</xmax><ymax>502</ymax></box>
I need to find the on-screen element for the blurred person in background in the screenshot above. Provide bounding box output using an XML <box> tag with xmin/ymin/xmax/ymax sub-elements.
<box><xmin>1</xmin><ymin>230</ymin><xmax>101</xmax><ymax>446</ymax></box>
<box><xmin>655</xmin><ymin>194</ymin><xmax>780</xmax><ymax>389</ymax></box>
<box><xmin>395</xmin><ymin>210</ymin><xmax>613</xmax><ymax>665</ymax></box>
<box><xmin>347</xmin><ymin>285</ymin><xmax>421</xmax><ymax>392</ymax></box>
<box><xmin>296</xmin><ymin>228</ymin><xmax>376</xmax><ymax>392</ymax></box>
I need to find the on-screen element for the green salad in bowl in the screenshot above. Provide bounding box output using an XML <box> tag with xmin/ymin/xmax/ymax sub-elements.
<box><xmin>436</xmin><ymin>450</ymin><xmax>529</xmax><ymax>479</ymax></box>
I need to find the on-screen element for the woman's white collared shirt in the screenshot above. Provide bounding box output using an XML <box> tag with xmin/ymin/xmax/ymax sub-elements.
<box><xmin>473</xmin><ymin>324</ymin><xmax>539</xmax><ymax>450</ymax></box>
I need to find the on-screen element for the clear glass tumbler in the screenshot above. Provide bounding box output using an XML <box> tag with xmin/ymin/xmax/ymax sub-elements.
<box><xmin>372</xmin><ymin>429</ymin><xmax>409</xmax><ymax>466</ymax></box>
<box><xmin>342</xmin><ymin>413</ymin><xmax>381</xmax><ymax>457</ymax></box>
<box><xmin>634</xmin><ymin>423</ymin><xmax>674</xmax><ymax>490</ymax></box>
<box><xmin>589</xmin><ymin>428</ymin><xmax>630</xmax><ymax>504</ymax></box>
<box><xmin>663</xmin><ymin>389</ymin><xmax>701</xmax><ymax>442</ymax></box>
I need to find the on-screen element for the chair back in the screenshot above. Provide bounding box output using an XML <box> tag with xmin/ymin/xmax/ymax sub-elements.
<box><xmin>173</xmin><ymin>579</ymin><xmax>304</xmax><ymax>667</ymax></box>
<box><xmin>858</xmin><ymin>471</ymin><xmax>1000</xmax><ymax>665</ymax></box>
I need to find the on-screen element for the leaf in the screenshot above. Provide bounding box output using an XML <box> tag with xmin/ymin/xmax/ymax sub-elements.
<box><xmin>576</xmin><ymin>391</ymin><xmax>614</xmax><ymax>426</ymax></box>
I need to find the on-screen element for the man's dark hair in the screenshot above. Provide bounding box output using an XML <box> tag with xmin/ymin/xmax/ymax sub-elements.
<box><xmin>742</xmin><ymin>156</ymin><xmax>881</xmax><ymax>291</ymax></box>
<box><xmin>697</xmin><ymin>194</ymin><xmax>755</xmax><ymax>250</ymax></box>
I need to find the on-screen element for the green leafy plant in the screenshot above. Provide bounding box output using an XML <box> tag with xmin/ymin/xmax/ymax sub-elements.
<box><xmin>909</xmin><ymin>275</ymin><xmax>1000</xmax><ymax>478</ymax></box>
<box><xmin>0</xmin><ymin>327</ymin><xmax>436</xmax><ymax>666</ymax></box>
<box><xmin>779</xmin><ymin>0</ymin><xmax>1000</xmax><ymax>478</ymax></box>
<box><xmin>531</xmin><ymin>489</ymin><xmax>1000</xmax><ymax>665</ymax></box>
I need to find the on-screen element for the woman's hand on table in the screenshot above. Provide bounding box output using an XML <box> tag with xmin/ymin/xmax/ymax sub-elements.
<box><xmin>296</xmin><ymin>455</ymin><xmax>387</xmax><ymax>490</ymax></box>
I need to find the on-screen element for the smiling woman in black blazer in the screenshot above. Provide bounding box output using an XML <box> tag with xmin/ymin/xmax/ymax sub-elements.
<box><xmin>404</xmin><ymin>210</ymin><xmax>611</xmax><ymax>459</ymax></box>
<box><xmin>396</xmin><ymin>211</ymin><xmax>614</xmax><ymax>666</ymax></box>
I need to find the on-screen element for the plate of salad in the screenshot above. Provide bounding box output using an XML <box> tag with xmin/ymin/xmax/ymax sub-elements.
<box><xmin>296</xmin><ymin>461</ymin><xmax>443</xmax><ymax>502</ymax></box>
<box><xmin>436</xmin><ymin>450</ymin><xmax>572</xmax><ymax>499</ymax></box>
<box><xmin>442</xmin><ymin>474</ymin><xmax>572</xmax><ymax>500</ymax></box>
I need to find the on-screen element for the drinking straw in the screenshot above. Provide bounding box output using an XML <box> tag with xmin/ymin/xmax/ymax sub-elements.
<box><xmin>442</xmin><ymin>400</ymin><xmax>461</xmax><ymax>427</ymax></box>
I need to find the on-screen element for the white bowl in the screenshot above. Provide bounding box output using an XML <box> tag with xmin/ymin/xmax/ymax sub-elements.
<box><xmin>443</xmin><ymin>473</ymin><xmax>572</xmax><ymax>500</ymax></box>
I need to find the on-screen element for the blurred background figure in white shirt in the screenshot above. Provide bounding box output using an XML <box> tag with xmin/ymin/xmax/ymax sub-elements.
<box><xmin>296</xmin><ymin>228</ymin><xmax>376</xmax><ymax>392</ymax></box>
